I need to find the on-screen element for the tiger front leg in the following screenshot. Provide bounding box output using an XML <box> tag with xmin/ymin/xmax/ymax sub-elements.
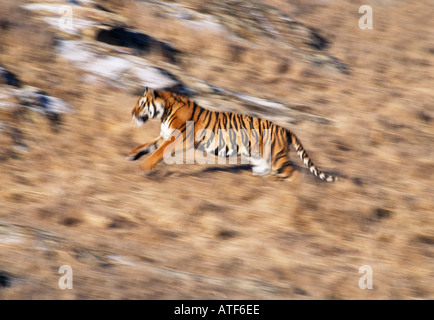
<box><xmin>126</xmin><ymin>136</ymin><xmax>162</xmax><ymax>161</ymax></box>
<box><xmin>139</xmin><ymin>136</ymin><xmax>181</xmax><ymax>172</ymax></box>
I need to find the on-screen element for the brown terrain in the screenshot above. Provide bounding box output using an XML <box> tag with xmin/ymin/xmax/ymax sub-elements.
<box><xmin>0</xmin><ymin>0</ymin><xmax>433</xmax><ymax>299</ymax></box>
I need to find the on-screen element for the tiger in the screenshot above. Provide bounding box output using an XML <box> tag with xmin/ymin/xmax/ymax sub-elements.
<box><xmin>127</xmin><ymin>87</ymin><xmax>338</xmax><ymax>182</ymax></box>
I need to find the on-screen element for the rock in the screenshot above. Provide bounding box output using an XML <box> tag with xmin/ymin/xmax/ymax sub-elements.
<box><xmin>16</xmin><ymin>86</ymin><xmax>72</xmax><ymax>116</ymax></box>
<box><xmin>143</xmin><ymin>0</ymin><xmax>348</xmax><ymax>74</ymax></box>
<box><xmin>56</xmin><ymin>40</ymin><xmax>183</xmax><ymax>93</ymax></box>
<box><xmin>0</xmin><ymin>86</ymin><xmax>72</xmax><ymax>128</ymax></box>
<box><xmin>0</xmin><ymin>66</ymin><xmax>21</xmax><ymax>87</ymax></box>
<box><xmin>0</xmin><ymin>270</ymin><xmax>13</xmax><ymax>288</ymax></box>
<box><xmin>21</xmin><ymin>1</ymin><xmax>129</xmax><ymax>39</ymax></box>
<box><xmin>96</xmin><ymin>27</ymin><xmax>181</xmax><ymax>63</ymax></box>
<box><xmin>306</xmin><ymin>28</ymin><xmax>330</xmax><ymax>51</ymax></box>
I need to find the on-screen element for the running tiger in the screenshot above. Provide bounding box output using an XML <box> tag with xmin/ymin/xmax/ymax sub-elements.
<box><xmin>127</xmin><ymin>88</ymin><xmax>338</xmax><ymax>182</ymax></box>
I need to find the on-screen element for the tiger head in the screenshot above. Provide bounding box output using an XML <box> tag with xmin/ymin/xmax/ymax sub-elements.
<box><xmin>132</xmin><ymin>88</ymin><xmax>165</xmax><ymax>126</ymax></box>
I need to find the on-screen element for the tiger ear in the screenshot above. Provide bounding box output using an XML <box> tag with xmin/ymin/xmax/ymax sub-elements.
<box><xmin>145</xmin><ymin>87</ymin><xmax>155</xmax><ymax>99</ymax></box>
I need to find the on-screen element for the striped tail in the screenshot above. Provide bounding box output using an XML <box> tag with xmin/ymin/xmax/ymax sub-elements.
<box><xmin>287</xmin><ymin>130</ymin><xmax>338</xmax><ymax>182</ymax></box>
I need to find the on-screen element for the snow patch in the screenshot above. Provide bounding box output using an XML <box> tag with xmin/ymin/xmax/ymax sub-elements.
<box><xmin>56</xmin><ymin>40</ymin><xmax>179</xmax><ymax>91</ymax></box>
<box><xmin>0</xmin><ymin>86</ymin><xmax>72</xmax><ymax>115</ymax></box>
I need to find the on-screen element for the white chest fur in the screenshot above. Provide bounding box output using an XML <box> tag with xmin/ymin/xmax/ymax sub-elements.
<box><xmin>160</xmin><ymin>121</ymin><xmax>172</xmax><ymax>140</ymax></box>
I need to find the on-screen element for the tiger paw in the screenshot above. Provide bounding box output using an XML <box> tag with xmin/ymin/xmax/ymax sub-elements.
<box><xmin>139</xmin><ymin>159</ymin><xmax>156</xmax><ymax>172</ymax></box>
<box><xmin>125</xmin><ymin>154</ymin><xmax>136</xmax><ymax>162</ymax></box>
<box><xmin>126</xmin><ymin>149</ymin><xmax>151</xmax><ymax>162</ymax></box>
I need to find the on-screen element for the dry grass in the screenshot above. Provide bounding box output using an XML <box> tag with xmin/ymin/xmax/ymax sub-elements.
<box><xmin>0</xmin><ymin>1</ymin><xmax>55</xmax><ymax>72</ymax></box>
<box><xmin>0</xmin><ymin>0</ymin><xmax>83</xmax><ymax>102</ymax></box>
<box><xmin>0</xmin><ymin>0</ymin><xmax>433</xmax><ymax>299</ymax></box>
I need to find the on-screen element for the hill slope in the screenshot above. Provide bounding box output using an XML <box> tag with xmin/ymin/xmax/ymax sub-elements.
<box><xmin>0</xmin><ymin>0</ymin><xmax>433</xmax><ymax>299</ymax></box>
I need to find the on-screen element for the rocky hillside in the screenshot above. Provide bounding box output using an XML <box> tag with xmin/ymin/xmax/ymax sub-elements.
<box><xmin>0</xmin><ymin>0</ymin><xmax>433</xmax><ymax>299</ymax></box>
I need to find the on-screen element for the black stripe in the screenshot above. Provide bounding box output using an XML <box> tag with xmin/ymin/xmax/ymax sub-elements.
<box><xmin>234</xmin><ymin>114</ymin><xmax>240</xmax><ymax>132</ymax></box>
<box><xmin>218</xmin><ymin>113</ymin><xmax>224</xmax><ymax>131</ymax></box>
<box><xmin>167</xmin><ymin>113</ymin><xmax>177</xmax><ymax>127</ymax></box>
<box><xmin>240</xmin><ymin>129</ymin><xmax>249</xmax><ymax>149</ymax></box>
<box><xmin>202</xmin><ymin>109</ymin><xmax>212</xmax><ymax>129</ymax></box>
<box><xmin>229</xmin><ymin>113</ymin><xmax>236</xmax><ymax>132</ymax></box>
<box><xmin>248</xmin><ymin>116</ymin><xmax>254</xmax><ymax>130</ymax></box>
<box><xmin>275</xmin><ymin>149</ymin><xmax>286</xmax><ymax>160</ymax></box>
<box><xmin>277</xmin><ymin>161</ymin><xmax>292</xmax><ymax>174</ymax></box>
<box><xmin>229</xmin><ymin>128</ymin><xmax>236</xmax><ymax>146</ymax></box>
<box><xmin>223</xmin><ymin>112</ymin><xmax>228</xmax><ymax>129</ymax></box>
<box><xmin>210</xmin><ymin>112</ymin><xmax>218</xmax><ymax>132</ymax></box>
<box><xmin>193</xmin><ymin>104</ymin><xmax>205</xmax><ymax>121</ymax></box>
<box><xmin>239</xmin><ymin>117</ymin><xmax>247</xmax><ymax>130</ymax></box>
<box><xmin>177</xmin><ymin>123</ymin><xmax>187</xmax><ymax>134</ymax></box>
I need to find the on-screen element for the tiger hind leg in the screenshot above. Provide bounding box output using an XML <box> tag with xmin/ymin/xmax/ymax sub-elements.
<box><xmin>272</xmin><ymin>154</ymin><xmax>297</xmax><ymax>180</ymax></box>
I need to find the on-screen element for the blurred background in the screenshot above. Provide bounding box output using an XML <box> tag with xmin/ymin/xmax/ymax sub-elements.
<box><xmin>0</xmin><ymin>0</ymin><xmax>433</xmax><ymax>299</ymax></box>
